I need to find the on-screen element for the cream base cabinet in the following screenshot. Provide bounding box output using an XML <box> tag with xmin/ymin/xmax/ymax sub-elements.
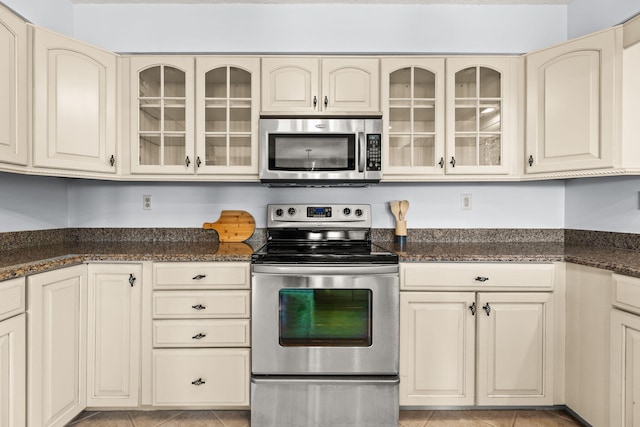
<box><xmin>0</xmin><ymin>277</ymin><xmax>27</xmax><ymax>427</ymax></box>
<box><xmin>261</xmin><ymin>57</ymin><xmax>379</xmax><ymax>114</ymax></box>
<box><xmin>525</xmin><ymin>27</ymin><xmax>620</xmax><ymax>175</ymax></box>
<box><xmin>32</xmin><ymin>26</ymin><xmax>118</xmax><ymax>175</ymax></box>
<box><xmin>0</xmin><ymin>4</ymin><xmax>28</xmax><ymax>166</ymax></box>
<box><xmin>27</xmin><ymin>265</ymin><xmax>87</xmax><ymax>427</ymax></box>
<box><xmin>87</xmin><ymin>264</ymin><xmax>142</xmax><ymax>408</ymax></box>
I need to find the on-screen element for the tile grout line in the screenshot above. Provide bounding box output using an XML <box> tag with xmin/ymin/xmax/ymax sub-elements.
<box><xmin>152</xmin><ymin>410</ymin><xmax>186</xmax><ymax>427</ymax></box>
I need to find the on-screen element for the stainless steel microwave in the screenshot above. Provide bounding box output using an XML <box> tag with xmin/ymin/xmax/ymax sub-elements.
<box><xmin>259</xmin><ymin>118</ymin><xmax>383</xmax><ymax>186</ymax></box>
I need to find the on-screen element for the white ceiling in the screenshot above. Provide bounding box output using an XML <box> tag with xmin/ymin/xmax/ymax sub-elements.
<box><xmin>72</xmin><ymin>0</ymin><xmax>572</xmax><ymax>4</ymax></box>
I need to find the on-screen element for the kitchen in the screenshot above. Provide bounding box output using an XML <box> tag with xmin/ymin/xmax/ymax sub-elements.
<box><xmin>1</xmin><ymin>0</ymin><xmax>640</xmax><ymax>426</ymax></box>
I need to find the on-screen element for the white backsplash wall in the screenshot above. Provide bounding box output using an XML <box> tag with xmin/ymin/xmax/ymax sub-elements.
<box><xmin>0</xmin><ymin>172</ymin><xmax>69</xmax><ymax>233</ymax></box>
<box><xmin>66</xmin><ymin>179</ymin><xmax>565</xmax><ymax>230</ymax></box>
<box><xmin>565</xmin><ymin>176</ymin><xmax>640</xmax><ymax>233</ymax></box>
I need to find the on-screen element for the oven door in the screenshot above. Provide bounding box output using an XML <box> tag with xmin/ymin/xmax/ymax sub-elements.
<box><xmin>251</xmin><ymin>264</ymin><xmax>399</xmax><ymax>375</ymax></box>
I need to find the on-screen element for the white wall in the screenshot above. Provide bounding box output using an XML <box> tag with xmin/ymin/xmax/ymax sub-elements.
<box><xmin>0</xmin><ymin>173</ymin><xmax>69</xmax><ymax>233</ymax></box>
<box><xmin>565</xmin><ymin>176</ymin><xmax>640</xmax><ymax>233</ymax></box>
<box><xmin>568</xmin><ymin>0</ymin><xmax>640</xmax><ymax>39</ymax></box>
<box><xmin>1</xmin><ymin>0</ymin><xmax>73</xmax><ymax>35</ymax></box>
<box><xmin>67</xmin><ymin>180</ymin><xmax>565</xmax><ymax>229</ymax></box>
<box><xmin>72</xmin><ymin>3</ymin><xmax>567</xmax><ymax>54</ymax></box>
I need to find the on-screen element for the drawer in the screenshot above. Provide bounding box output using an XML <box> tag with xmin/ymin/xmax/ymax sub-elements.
<box><xmin>401</xmin><ymin>262</ymin><xmax>555</xmax><ymax>291</ymax></box>
<box><xmin>153</xmin><ymin>290</ymin><xmax>250</xmax><ymax>319</ymax></box>
<box><xmin>153</xmin><ymin>319</ymin><xmax>250</xmax><ymax>348</ymax></box>
<box><xmin>613</xmin><ymin>274</ymin><xmax>640</xmax><ymax>315</ymax></box>
<box><xmin>0</xmin><ymin>277</ymin><xmax>26</xmax><ymax>321</ymax></box>
<box><xmin>153</xmin><ymin>262</ymin><xmax>249</xmax><ymax>290</ymax></box>
<box><xmin>152</xmin><ymin>348</ymin><xmax>250</xmax><ymax>407</ymax></box>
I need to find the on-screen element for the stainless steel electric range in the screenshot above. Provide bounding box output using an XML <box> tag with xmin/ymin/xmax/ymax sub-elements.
<box><xmin>250</xmin><ymin>204</ymin><xmax>399</xmax><ymax>427</ymax></box>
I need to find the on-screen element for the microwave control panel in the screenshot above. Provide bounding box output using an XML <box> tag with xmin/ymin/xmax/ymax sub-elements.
<box><xmin>366</xmin><ymin>134</ymin><xmax>382</xmax><ymax>171</ymax></box>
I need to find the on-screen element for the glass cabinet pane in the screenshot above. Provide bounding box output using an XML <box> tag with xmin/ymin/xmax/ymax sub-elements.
<box><xmin>137</xmin><ymin>65</ymin><xmax>187</xmax><ymax>167</ymax></box>
<box><xmin>203</xmin><ymin>65</ymin><xmax>253</xmax><ymax>167</ymax></box>
<box><xmin>452</xmin><ymin>66</ymin><xmax>503</xmax><ymax>168</ymax></box>
<box><xmin>387</xmin><ymin>66</ymin><xmax>437</xmax><ymax>169</ymax></box>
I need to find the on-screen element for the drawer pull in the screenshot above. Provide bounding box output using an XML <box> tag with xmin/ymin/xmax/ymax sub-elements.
<box><xmin>191</xmin><ymin>304</ymin><xmax>207</xmax><ymax>311</ymax></box>
<box><xmin>192</xmin><ymin>274</ymin><xmax>207</xmax><ymax>280</ymax></box>
<box><xmin>191</xmin><ymin>378</ymin><xmax>206</xmax><ymax>386</ymax></box>
<box><xmin>474</xmin><ymin>276</ymin><xmax>489</xmax><ymax>282</ymax></box>
<box><xmin>192</xmin><ymin>333</ymin><xmax>207</xmax><ymax>340</ymax></box>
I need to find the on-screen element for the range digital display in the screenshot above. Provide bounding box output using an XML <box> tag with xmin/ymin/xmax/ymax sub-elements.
<box><xmin>307</xmin><ymin>207</ymin><xmax>332</xmax><ymax>218</ymax></box>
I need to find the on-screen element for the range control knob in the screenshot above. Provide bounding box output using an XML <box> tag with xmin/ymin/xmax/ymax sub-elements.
<box><xmin>343</xmin><ymin>208</ymin><xmax>351</xmax><ymax>216</ymax></box>
<box><xmin>355</xmin><ymin>208</ymin><xmax>363</xmax><ymax>217</ymax></box>
<box><xmin>275</xmin><ymin>208</ymin><xmax>284</xmax><ymax>217</ymax></box>
<box><xmin>287</xmin><ymin>207</ymin><xmax>296</xmax><ymax>216</ymax></box>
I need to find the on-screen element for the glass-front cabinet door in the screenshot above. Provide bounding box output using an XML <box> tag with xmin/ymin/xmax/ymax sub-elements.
<box><xmin>195</xmin><ymin>57</ymin><xmax>259</xmax><ymax>177</ymax></box>
<box><xmin>130</xmin><ymin>56</ymin><xmax>194</xmax><ymax>174</ymax></box>
<box><xmin>381</xmin><ymin>58</ymin><xmax>445</xmax><ymax>178</ymax></box>
<box><xmin>445</xmin><ymin>57</ymin><xmax>519</xmax><ymax>175</ymax></box>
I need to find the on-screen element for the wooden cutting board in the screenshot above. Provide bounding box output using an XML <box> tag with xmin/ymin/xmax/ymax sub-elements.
<box><xmin>203</xmin><ymin>210</ymin><xmax>255</xmax><ymax>242</ymax></box>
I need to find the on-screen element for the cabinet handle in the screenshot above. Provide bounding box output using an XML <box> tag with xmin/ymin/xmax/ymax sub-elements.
<box><xmin>474</xmin><ymin>276</ymin><xmax>489</xmax><ymax>282</ymax></box>
<box><xmin>438</xmin><ymin>157</ymin><xmax>445</xmax><ymax>168</ymax></box>
<box><xmin>185</xmin><ymin>156</ymin><xmax>191</xmax><ymax>167</ymax></box>
<box><xmin>449</xmin><ymin>157</ymin><xmax>456</xmax><ymax>167</ymax></box>
<box><xmin>528</xmin><ymin>155</ymin><xmax>534</xmax><ymax>167</ymax></box>
<box><xmin>192</xmin><ymin>304</ymin><xmax>207</xmax><ymax>311</ymax></box>
<box><xmin>324</xmin><ymin>95</ymin><xmax>328</xmax><ymax>108</ymax></box>
<box><xmin>129</xmin><ymin>274</ymin><xmax>136</xmax><ymax>287</ymax></box>
<box><xmin>482</xmin><ymin>303</ymin><xmax>491</xmax><ymax>316</ymax></box>
<box><xmin>109</xmin><ymin>155</ymin><xmax>115</xmax><ymax>167</ymax></box>
<box><xmin>469</xmin><ymin>302</ymin><xmax>476</xmax><ymax>316</ymax></box>
<box><xmin>196</xmin><ymin>156</ymin><xmax>202</xmax><ymax>168</ymax></box>
<box><xmin>313</xmin><ymin>96</ymin><xmax>318</xmax><ymax>108</ymax></box>
<box><xmin>191</xmin><ymin>378</ymin><xmax>206</xmax><ymax>386</ymax></box>
<box><xmin>192</xmin><ymin>274</ymin><xmax>207</xmax><ymax>280</ymax></box>
<box><xmin>192</xmin><ymin>333</ymin><xmax>207</xmax><ymax>340</ymax></box>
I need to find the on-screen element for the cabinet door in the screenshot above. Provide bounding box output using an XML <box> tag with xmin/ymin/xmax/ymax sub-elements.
<box><xmin>322</xmin><ymin>58</ymin><xmax>380</xmax><ymax>113</ymax></box>
<box><xmin>261</xmin><ymin>57</ymin><xmax>319</xmax><ymax>113</ymax></box>
<box><xmin>87</xmin><ymin>264</ymin><xmax>142</xmax><ymax>407</ymax></box>
<box><xmin>0</xmin><ymin>313</ymin><xmax>26</xmax><ymax>427</ymax></box>
<box><xmin>446</xmin><ymin>57</ymin><xmax>519</xmax><ymax>175</ymax></box>
<box><xmin>526</xmin><ymin>28</ymin><xmax>619</xmax><ymax>173</ymax></box>
<box><xmin>195</xmin><ymin>57</ymin><xmax>259</xmax><ymax>177</ymax></box>
<box><xmin>0</xmin><ymin>5</ymin><xmax>27</xmax><ymax>166</ymax></box>
<box><xmin>130</xmin><ymin>56</ymin><xmax>195</xmax><ymax>174</ymax></box>
<box><xmin>32</xmin><ymin>26</ymin><xmax>117</xmax><ymax>174</ymax></box>
<box><xmin>611</xmin><ymin>309</ymin><xmax>640</xmax><ymax>427</ymax></box>
<box><xmin>382</xmin><ymin>58</ymin><xmax>446</xmax><ymax>178</ymax></box>
<box><xmin>27</xmin><ymin>265</ymin><xmax>87</xmax><ymax>427</ymax></box>
<box><xmin>476</xmin><ymin>292</ymin><xmax>553</xmax><ymax>406</ymax></box>
<box><xmin>400</xmin><ymin>292</ymin><xmax>475</xmax><ymax>406</ymax></box>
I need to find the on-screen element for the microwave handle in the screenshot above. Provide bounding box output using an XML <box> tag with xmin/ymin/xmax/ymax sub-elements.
<box><xmin>358</xmin><ymin>132</ymin><xmax>365</xmax><ymax>172</ymax></box>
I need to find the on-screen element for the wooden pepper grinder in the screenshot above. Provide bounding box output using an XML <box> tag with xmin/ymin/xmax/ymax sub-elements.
<box><xmin>390</xmin><ymin>200</ymin><xmax>409</xmax><ymax>245</ymax></box>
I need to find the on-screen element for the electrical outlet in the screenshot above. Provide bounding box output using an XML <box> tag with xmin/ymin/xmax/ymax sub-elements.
<box><xmin>461</xmin><ymin>194</ymin><xmax>472</xmax><ymax>210</ymax></box>
<box><xmin>143</xmin><ymin>195</ymin><xmax>152</xmax><ymax>210</ymax></box>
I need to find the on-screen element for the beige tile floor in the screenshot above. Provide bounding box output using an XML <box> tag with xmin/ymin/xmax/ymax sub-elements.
<box><xmin>65</xmin><ymin>409</ymin><xmax>585</xmax><ymax>427</ymax></box>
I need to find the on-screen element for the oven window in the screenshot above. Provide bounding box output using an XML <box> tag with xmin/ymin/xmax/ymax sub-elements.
<box><xmin>279</xmin><ymin>289</ymin><xmax>372</xmax><ymax>347</ymax></box>
<box><xmin>268</xmin><ymin>134</ymin><xmax>356</xmax><ymax>171</ymax></box>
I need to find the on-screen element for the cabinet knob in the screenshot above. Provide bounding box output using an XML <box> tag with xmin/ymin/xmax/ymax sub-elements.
<box><xmin>196</xmin><ymin>156</ymin><xmax>202</xmax><ymax>168</ymax></box>
<box><xmin>474</xmin><ymin>276</ymin><xmax>489</xmax><ymax>282</ymax></box>
<box><xmin>128</xmin><ymin>274</ymin><xmax>136</xmax><ymax>287</ymax></box>
<box><xmin>449</xmin><ymin>157</ymin><xmax>456</xmax><ymax>167</ymax></box>
<box><xmin>469</xmin><ymin>302</ymin><xmax>477</xmax><ymax>316</ymax></box>
<box><xmin>313</xmin><ymin>96</ymin><xmax>318</xmax><ymax>108</ymax></box>
<box><xmin>192</xmin><ymin>304</ymin><xmax>207</xmax><ymax>311</ymax></box>
<box><xmin>324</xmin><ymin>95</ymin><xmax>328</xmax><ymax>108</ymax></box>
<box><xmin>109</xmin><ymin>155</ymin><xmax>115</xmax><ymax>167</ymax></box>
<box><xmin>185</xmin><ymin>156</ymin><xmax>191</xmax><ymax>167</ymax></box>
<box><xmin>528</xmin><ymin>155</ymin><xmax>534</xmax><ymax>167</ymax></box>
<box><xmin>192</xmin><ymin>333</ymin><xmax>207</xmax><ymax>340</ymax></box>
<box><xmin>192</xmin><ymin>274</ymin><xmax>207</xmax><ymax>280</ymax></box>
<box><xmin>482</xmin><ymin>303</ymin><xmax>491</xmax><ymax>316</ymax></box>
<box><xmin>438</xmin><ymin>157</ymin><xmax>445</xmax><ymax>168</ymax></box>
<box><xmin>191</xmin><ymin>378</ymin><xmax>206</xmax><ymax>386</ymax></box>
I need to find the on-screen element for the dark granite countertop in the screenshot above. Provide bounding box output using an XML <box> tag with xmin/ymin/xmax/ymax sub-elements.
<box><xmin>2</xmin><ymin>238</ymin><xmax>640</xmax><ymax>282</ymax></box>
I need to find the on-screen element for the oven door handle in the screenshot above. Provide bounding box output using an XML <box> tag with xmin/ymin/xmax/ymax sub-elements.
<box><xmin>252</xmin><ymin>264</ymin><xmax>398</xmax><ymax>275</ymax></box>
<box><xmin>358</xmin><ymin>132</ymin><xmax>365</xmax><ymax>173</ymax></box>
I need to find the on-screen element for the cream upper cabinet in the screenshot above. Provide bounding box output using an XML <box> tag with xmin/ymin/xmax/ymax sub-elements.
<box><xmin>526</xmin><ymin>27</ymin><xmax>620</xmax><ymax>174</ymax></box>
<box><xmin>445</xmin><ymin>57</ymin><xmax>521</xmax><ymax>175</ymax></box>
<box><xmin>382</xmin><ymin>58</ymin><xmax>446</xmax><ymax>178</ymax></box>
<box><xmin>27</xmin><ymin>265</ymin><xmax>87</xmax><ymax>427</ymax></box>
<box><xmin>195</xmin><ymin>57</ymin><xmax>259</xmax><ymax>178</ymax></box>
<box><xmin>0</xmin><ymin>4</ymin><xmax>27</xmax><ymax>166</ymax></box>
<box><xmin>130</xmin><ymin>56</ymin><xmax>195</xmax><ymax>174</ymax></box>
<box><xmin>261</xmin><ymin>57</ymin><xmax>380</xmax><ymax>114</ymax></box>
<box><xmin>32</xmin><ymin>26</ymin><xmax>118</xmax><ymax>174</ymax></box>
<box><xmin>87</xmin><ymin>264</ymin><xmax>142</xmax><ymax>408</ymax></box>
